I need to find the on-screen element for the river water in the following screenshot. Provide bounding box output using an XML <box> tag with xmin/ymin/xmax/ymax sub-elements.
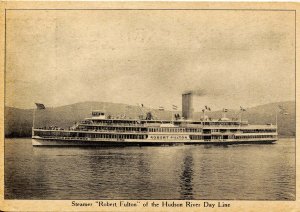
<box><xmin>5</xmin><ymin>138</ymin><xmax>295</xmax><ymax>200</ymax></box>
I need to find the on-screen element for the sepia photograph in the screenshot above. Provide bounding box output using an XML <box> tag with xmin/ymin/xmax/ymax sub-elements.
<box><xmin>1</xmin><ymin>1</ymin><xmax>297</xmax><ymax>210</ymax></box>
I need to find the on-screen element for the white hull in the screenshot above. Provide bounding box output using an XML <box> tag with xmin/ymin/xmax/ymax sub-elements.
<box><xmin>32</xmin><ymin>137</ymin><xmax>277</xmax><ymax>146</ymax></box>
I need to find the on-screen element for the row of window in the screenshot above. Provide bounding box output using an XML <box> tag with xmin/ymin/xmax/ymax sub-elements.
<box><xmin>81</xmin><ymin>127</ymin><xmax>275</xmax><ymax>134</ymax></box>
<box><xmin>35</xmin><ymin>131</ymin><xmax>147</xmax><ymax>140</ymax></box>
<box><xmin>203</xmin><ymin>121</ymin><xmax>239</xmax><ymax>126</ymax></box>
<box><xmin>235</xmin><ymin>135</ymin><xmax>277</xmax><ymax>139</ymax></box>
<box><xmin>88</xmin><ymin>134</ymin><xmax>147</xmax><ymax>139</ymax></box>
<box><xmin>190</xmin><ymin>135</ymin><xmax>209</xmax><ymax>140</ymax></box>
<box><xmin>190</xmin><ymin>135</ymin><xmax>232</xmax><ymax>140</ymax></box>
<box><xmin>241</xmin><ymin>129</ymin><xmax>276</xmax><ymax>133</ymax></box>
<box><xmin>79</xmin><ymin>126</ymin><xmax>147</xmax><ymax>132</ymax></box>
<box><xmin>81</xmin><ymin>120</ymin><xmax>143</xmax><ymax>126</ymax></box>
<box><xmin>211</xmin><ymin>129</ymin><xmax>276</xmax><ymax>133</ymax></box>
<box><xmin>87</xmin><ymin>119</ymin><xmax>241</xmax><ymax>125</ymax></box>
<box><xmin>211</xmin><ymin>129</ymin><xmax>238</xmax><ymax>133</ymax></box>
<box><xmin>190</xmin><ymin>134</ymin><xmax>276</xmax><ymax>140</ymax></box>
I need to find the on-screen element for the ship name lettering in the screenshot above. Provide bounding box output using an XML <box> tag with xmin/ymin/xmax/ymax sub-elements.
<box><xmin>150</xmin><ymin>135</ymin><xmax>187</xmax><ymax>140</ymax></box>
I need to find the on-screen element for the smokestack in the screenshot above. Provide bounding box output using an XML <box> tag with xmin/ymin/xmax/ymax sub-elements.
<box><xmin>182</xmin><ymin>92</ymin><xmax>194</xmax><ymax>120</ymax></box>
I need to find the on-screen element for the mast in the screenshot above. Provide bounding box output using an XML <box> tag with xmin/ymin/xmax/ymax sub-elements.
<box><xmin>239</xmin><ymin>106</ymin><xmax>246</xmax><ymax>122</ymax></box>
<box><xmin>32</xmin><ymin>107</ymin><xmax>36</xmax><ymax>137</ymax></box>
<box><xmin>32</xmin><ymin>103</ymin><xmax>46</xmax><ymax>134</ymax></box>
<box><xmin>275</xmin><ymin>109</ymin><xmax>278</xmax><ymax>137</ymax></box>
<box><xmin>172</xmin><ymin>105</ymin><xmax>178</xmax><ymax>123</ymax></box>
<box><xmin>222</xmin><ymin>108</ymin><xmax>228</xmax><ymax>119</ymax></box>
<box><xmin>136</xmin><ymin>104</ymin><xmax>144</xmax><ymax>119</ymax></box>
<box><xmin>239</xmin><ymin>111</ymin><xmax>242</xmax><ymax>122</ymax></box>
<box><xmin>32</xmin><ymin>108</ymin><xmax>36</xmax><ymax>129</ymax></box>
<box><xmin>276</xmin><ymin>110</ymin><xmax>278</xmax><ymax>126</ymax></box>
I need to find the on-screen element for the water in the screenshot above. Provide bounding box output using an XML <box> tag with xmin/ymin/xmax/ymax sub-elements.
<box><xmin>5</xmin><ymin>138</ymin><xmax>295</xmax><ymax>200</ymax></box>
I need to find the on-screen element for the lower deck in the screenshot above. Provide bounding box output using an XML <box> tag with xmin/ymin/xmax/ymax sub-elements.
<box><xmin>32</xmin><ymin>136</ymin><xmax>277</xmax><ymax>146</ymax></box>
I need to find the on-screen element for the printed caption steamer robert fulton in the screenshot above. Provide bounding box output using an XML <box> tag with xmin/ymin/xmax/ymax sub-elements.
<box><xmin>32</xmin><ymin>92</ymin><xmax>278</xmax><ymax>146</ymax></box>
<box><xmin>72</xmin><ymin>200</ymin><xmax>141</xmax><ymax>207</ymax></box>
<box><xmin>71</xmin><ymin>200</ymin><xmax>230</xmax><ymax>208</ymax></box>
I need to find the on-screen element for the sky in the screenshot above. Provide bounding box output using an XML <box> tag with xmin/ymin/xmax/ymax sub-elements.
<box><xmin>5</xmin><ymin>10</ymin><xmax>295</xmax><ymax>111</ymax></box>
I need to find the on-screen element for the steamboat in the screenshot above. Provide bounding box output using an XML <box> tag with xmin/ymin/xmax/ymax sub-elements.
<box><xmin>32</xmin><ymin>93</ymin><xmax>278</xmax><ymax>146</ymax></box>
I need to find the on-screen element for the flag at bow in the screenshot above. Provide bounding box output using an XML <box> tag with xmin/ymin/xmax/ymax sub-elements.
<box><xmin>204</xmin><ymin>106</ymin><xmax>211</xmax><ymax>111</ymax></box>
<box><xmin>240</xmin><ymin>106</ymin><xmax>246</xmax><ymax>111</ymax></box>
<box><xmin>223</xmin><ymin>108</ymin><xmax>228</xmax><ymax>112</ymax></box>
<box><xmin>35</xmin><ymin>103</ymin><xmax>45</xmax><ymax>110</ymax></box>
<box><xmin>172</xmin><ymin>105</ymin><xmax>178</xmax><ymax>110</ymax></box>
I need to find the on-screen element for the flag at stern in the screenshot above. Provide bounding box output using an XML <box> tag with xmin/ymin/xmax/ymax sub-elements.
<box><xmin>35</xmin><ymin>103</ymin><xmax>45</xmax><ymax>110</ymax></box>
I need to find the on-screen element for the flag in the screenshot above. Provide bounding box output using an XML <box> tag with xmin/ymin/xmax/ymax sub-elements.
<box><xmin>240</xmin><ymin>106</ymin><xmax>246</xmax><ymax>111</ymax></box>
<box><xmin>35</xmin><ymin>103</ymin><xmax>45</xmax><ymax>110</ymax></box>
<box><xmin>278</xmin><ymin>105</ymin><xmax>288</xmax><ymax>115</ymax></box>
<box><xmin>202</xmin><ymin>109</ymin><xmax>205</xmax><ymax>113</ymax></box>
<box><xmin>140</xmin><ymin>104</ymin><xmax>144</xmax><ymax>107</ymax></box>
<box><xmin>279</xmin><ymin>109</ymin><xmax>288</xmax><ymax>115</ymax></box>
<box><xmin>172</xmin><ymin>105</ymin><xmax>178</xmax><ymax>110</ymax></box>
<box><xmin>159</xmin><ymin>106</ymin><xmax>164</xmax><ymax>111</ymax></box>
<box><xmin>223</xmin><ymin>108</ymin><xmax>228</xmax><ymax>112</ymax></box>
<box><xmin>205</xmin><ymin>105</ymin><xmax>208</xmax><ymax>110</ymax></box>
<box><xmin>208</xmin><ymin>107</ymin><xmax>211</xmax><ymax>111</ymax></box>
<box><xmin>279</xmin><ymin>110</ymin><xmax>288</xmax><ymax>115</ymax></box>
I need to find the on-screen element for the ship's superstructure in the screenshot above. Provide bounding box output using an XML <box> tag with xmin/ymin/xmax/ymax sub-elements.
<box><xmin>32</xmin><ymin>94</ymin><xmax>278</xmax><ymax>146</ymax></box>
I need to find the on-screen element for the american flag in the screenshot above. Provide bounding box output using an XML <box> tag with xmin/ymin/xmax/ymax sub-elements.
<box><xmin>35</xmin><ymin>103</ymin><xmax>45</xmax><ymax>110</ymax></box>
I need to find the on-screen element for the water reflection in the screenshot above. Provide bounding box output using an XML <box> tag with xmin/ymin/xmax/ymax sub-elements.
<box><xmin>179</xmin><ymin>151</ymin><xmax>194</xmax><ymax>199</ymax></box>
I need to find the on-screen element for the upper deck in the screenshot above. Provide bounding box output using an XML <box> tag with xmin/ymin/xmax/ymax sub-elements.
<box><xmin>78</xmin><ymin>117</ymin><xmax>276</xmax><ymax>130</ymax></box>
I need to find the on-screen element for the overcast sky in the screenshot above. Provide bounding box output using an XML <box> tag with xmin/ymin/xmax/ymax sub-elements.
<box><xmin>6</xmin><ymin>10</ymin><xmax>295</xmax><ymax>111</ymax></box>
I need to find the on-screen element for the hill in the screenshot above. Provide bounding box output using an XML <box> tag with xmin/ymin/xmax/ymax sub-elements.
<box><xmin>4</xmin><ymin>101</ymin><xmax>295</xmax><ymax>137</ymax></box>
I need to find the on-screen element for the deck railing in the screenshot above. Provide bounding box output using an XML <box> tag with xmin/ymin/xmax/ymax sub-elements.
<box><xmin>33</xmin><ymin>135</ymin><xmax>276</xmax><ymax>143</ymax></box>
